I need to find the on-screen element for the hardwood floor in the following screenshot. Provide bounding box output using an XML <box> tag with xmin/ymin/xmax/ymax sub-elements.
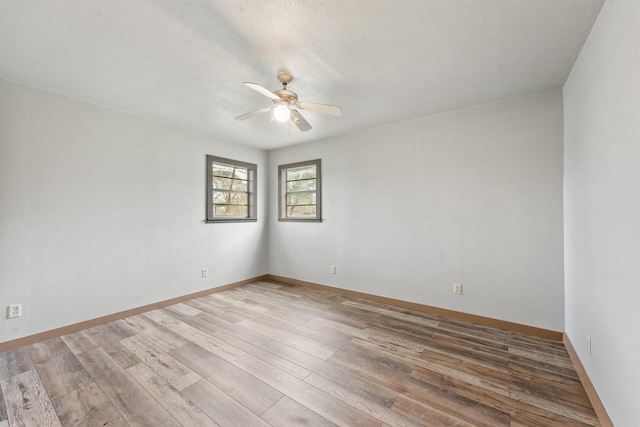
<box><xmin>0</xmin><ymin>280</ymin><xmax>599</xmax><ymax>426</ymax></box>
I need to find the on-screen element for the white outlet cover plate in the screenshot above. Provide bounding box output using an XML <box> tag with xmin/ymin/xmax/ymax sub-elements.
<box><xmin>8</xmin><ymin>304</ymin><xmax>21</xmax><ymax>318</ymax></box>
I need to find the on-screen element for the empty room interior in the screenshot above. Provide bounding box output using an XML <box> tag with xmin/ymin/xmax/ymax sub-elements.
<box><xmin>1</xmin><ymin>1</ymin><xmax>638</xmax><ymax>426</ymax></box>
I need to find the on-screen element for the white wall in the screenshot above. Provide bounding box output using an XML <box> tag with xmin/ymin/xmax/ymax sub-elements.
<box><xmin>268</xmin><ymin>90</ymin><xmax>565</xmax><ymax>331</ymax></box>
<box><xmin>0</xmin><ymin>79</ymin><xmax>268</xmax><ymax>343</ymax></box>
<box><xmin>563</xmin><ymin>0</ymin><xmax>640</xmax><ymax>424</ymax></box>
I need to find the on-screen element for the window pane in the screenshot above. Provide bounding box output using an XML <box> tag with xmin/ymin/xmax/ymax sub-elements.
<box><xmin>228</xmin><ymin>205</ymin><xmax>248</xmax><ymax>217</ymax></box>
<box><xmin>287</xmin><ymin>165</ymin><xmax>316</xmax><ymax>181</ymax></box>
<box><xmin>213</xmin><ymin>192</ymin><xmax>248</xmax><ymax>205</ymax></box>
<box><xmin>213</xmin><ymin>177</ymin><xmax>247</xmax><ymax>191</ymax></box>
<box><xmin>287</xmin><ymin>178</ymin><xmax>316</xmax><ymax>192</ymax></box>
<box><xmin>213</xmin><ymin>165</ymin><xmax>247</xmax><ymax>180</ymax></box>
<box><xmin>287</xmin><ymin>205</ymin><xmax>317</xmax><ymax>217</ymax></box>
<box><xmin>214</xmin><ymin>205</ymin><xmax>248</xmax><ymax>217</ymax></box>
<box><xmin>212</xmin><ymin>164</ymin><xmax>235</xmax><ymax>178</ymax></box>
<box><xmin>230</xmin><ymin>193</ymin><xmax>248</xmax><ymax>205</ymax></box>
<box><xmin>233</xmin><ymin>168</ymin><xmax>248</xmax><ymax>180</ymax></box>
<box><xmin>231</xmin><ymin>179</ymin><xmax>248</xmax><ymax>191</ymax></box>
<box><xmin>287</xmin><ymin>193</ymin><xmax>316</xmax><ymax>206</ymax></box>
<box><xmin>213</xmin><ymin>176</ymin><xmax>232</xmax><ymax>190</ymax></box>
<box><xmin>213</xmin><ymin>191</ymin><xmax>229</xmax><ymax>204</ymax></box>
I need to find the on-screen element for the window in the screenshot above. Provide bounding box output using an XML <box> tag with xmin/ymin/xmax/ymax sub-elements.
<box><xmin>206</xmin><ymin>155</ymin><xmax>257</xmax><ymax>222</ymax></box>
<box><xmin>278</xmin><ymin>159</ymin><xmax>321</xmax><ymax>221</ymax></box>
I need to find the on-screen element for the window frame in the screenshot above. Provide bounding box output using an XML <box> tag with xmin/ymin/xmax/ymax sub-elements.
<box><xmin>278</xmin><ymin>159</ymin><xmax>322</xmax><ymax>222</ymax></box>
<box><xmin>206</xmin><ymin>155</ymin><xmax>257</xmax><ymax>223</ymax></box>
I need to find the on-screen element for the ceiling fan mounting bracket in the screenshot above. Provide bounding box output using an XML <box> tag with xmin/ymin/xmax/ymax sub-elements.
<box><xmin>277</xmin><ymin>71</ymin><xmax>293</xmax><ymax>86</ymax></box>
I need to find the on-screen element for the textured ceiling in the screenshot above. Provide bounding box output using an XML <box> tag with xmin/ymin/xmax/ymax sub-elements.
<box><xmin>1</xmin><ymin>0</ymin><xmax>603</xmax><ymax>150</ymax></box>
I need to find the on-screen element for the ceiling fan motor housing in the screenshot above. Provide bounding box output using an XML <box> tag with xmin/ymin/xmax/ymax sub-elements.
<box><xmin>274</xmin><ymin>89</ymin><xmax>298</xmax><ymax>105</ymax></box>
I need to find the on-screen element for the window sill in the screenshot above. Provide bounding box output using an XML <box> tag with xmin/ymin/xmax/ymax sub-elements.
<box><xmin>206</xmin><ymin>218</ymin><xmax>258</xmax><ymax>223</ymax></box>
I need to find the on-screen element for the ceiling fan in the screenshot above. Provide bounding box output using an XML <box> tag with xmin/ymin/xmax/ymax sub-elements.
<box><xmin>235</xmin><ymin>71</ymin><xmax>342</xmax><ymax>132</ymax></box>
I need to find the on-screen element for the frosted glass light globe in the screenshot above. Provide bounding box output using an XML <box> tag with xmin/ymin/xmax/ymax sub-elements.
<box><xmin>273</xmin><ymin>103</ymin><xmax>291</xmax><ymax>122</ymax></box>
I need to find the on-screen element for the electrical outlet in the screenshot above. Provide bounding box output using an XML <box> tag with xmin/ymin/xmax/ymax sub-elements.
<box><xmin>587</xmin><ymin>335</ymin><xmax>591</xmax><ymax>355</ymax></box>
<box><xmin>8</xmin><ymin>304</ymin><xmax>21</xmax><ymax>319</ymax></box>
<box><xmin>202</xmin><ymin>268</ymin><xmax>208</xmax><ymax>278</ymax></box>
<box><xmin>453</xmin><ymin>283</ymin><xmax>462</xmax><ymax>295</ymax></box>
<box><xmin>330</xmin><ymin>266</ymin><xmax>336</xmax><ymax>274</ymax></box>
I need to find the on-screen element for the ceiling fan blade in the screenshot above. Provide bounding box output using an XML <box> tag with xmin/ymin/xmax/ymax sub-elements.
<box><xmin>234</xmin><ymin>106</ymin><xmax>271</xmax><ymax>121</ymax></box>
<box><xmin>298</xmin><ymin>101</ymin><xmax>342</xmax><ymax>117</ymax></box>
<box><xmin>290</xmin><ymin>109</ymin><xmax>312</xmax><ymax>132</ymax></box>
<box><xmin>244</xmin><ymin>82</ymin><xmax>281</xmax><ymax>101</ymax></box>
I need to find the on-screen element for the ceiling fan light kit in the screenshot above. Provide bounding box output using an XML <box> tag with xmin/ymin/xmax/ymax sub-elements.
<box><xmin>272</xmin><ymin>103</ymin><xmax>291</xmax><ymax>122</ymax></box>
<box><xmin>235</xmin><ymin>71</ymin><xmax>342</xmax><ymax>132</ymax></box>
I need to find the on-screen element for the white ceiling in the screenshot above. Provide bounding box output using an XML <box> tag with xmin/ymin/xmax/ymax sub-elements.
<box><xmin>1</xmin><ymin>0</ymin><xmax>603</xmax><ymax>150</ymax></box>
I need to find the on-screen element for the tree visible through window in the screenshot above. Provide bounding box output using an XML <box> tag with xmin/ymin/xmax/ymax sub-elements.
<box><xmin>206</xmin><ymin>155</ymin><xmax>257</xmax><ymax>222</ymax></box>
<box><xmin>278</xmin><ymin>159</ymin><xmax>321</xmax><ymax>221</ymax></box>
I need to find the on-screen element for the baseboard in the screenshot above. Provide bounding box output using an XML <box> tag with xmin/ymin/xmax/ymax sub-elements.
<box><xmin>0</xmin><ymin>275</ymin><xmax>268</xmax><ymax>353</ymax></box>
<box><xmin>1</xmin><ymin>273</ymin><xmax>562</xmax><ymax>349</ymax></box>
<box><xmin>563</xmin><ymin>334</ymin><xmax>614</xmax><ymax>427</ymax></box>
<box><xmin>267</xmin><ymin>274</ymin><xmax>563</xmax><ymax>341</ymax></box>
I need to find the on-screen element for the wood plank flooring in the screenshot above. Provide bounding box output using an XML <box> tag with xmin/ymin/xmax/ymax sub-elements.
<box><xmin>0</xmin><ymin>280</ymin><xmax>599</xmax><ymax>426</ymax></box>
